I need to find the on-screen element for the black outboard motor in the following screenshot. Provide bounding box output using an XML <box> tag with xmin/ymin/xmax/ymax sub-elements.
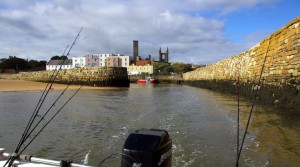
<box><xmin>121</xmin><ymin>129</ymin><xmax>172</xmax><ymax>167</ymax></box>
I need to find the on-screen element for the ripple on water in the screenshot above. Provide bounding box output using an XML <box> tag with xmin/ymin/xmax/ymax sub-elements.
<box><xmin>0</xmin><ymin>85</ymin><xmax>299</xmax><ymax>166</ymax></box>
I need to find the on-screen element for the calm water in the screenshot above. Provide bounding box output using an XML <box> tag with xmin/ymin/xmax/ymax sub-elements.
<box><xmin>0</xmin><ymin>84</ymin><xmax>299</xmax><ymax>166</ymax></box>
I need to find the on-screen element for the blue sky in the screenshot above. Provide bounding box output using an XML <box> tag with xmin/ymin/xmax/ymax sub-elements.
<box><xmin>223</xmin><ymin>1</ymin><xmax>299</xmax><ymax>44</ymax></box>
<box><xmin>0</xmin><ymin>0</ymin><xmax>299</xmax><ymax>65</ymax></box>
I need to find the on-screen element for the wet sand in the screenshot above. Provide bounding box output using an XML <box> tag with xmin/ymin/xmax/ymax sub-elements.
<box><xmin>0</xmin><ymin>79</ymin><xmax>124</xmax><ymax>92</ymax></box>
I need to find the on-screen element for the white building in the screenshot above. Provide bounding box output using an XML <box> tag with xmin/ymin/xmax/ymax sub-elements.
<box><xmin>46</xmin><ymin>59</ymin><xmax>73</xmax><ymax>70</ymax></box>
<box><xmin>72</xmin><ymin>56</ymin><xmax>86</xmax><ymax>68</ymax></box>
<box><xmin>98</xmin><ymin>54</ymin><xmax>111</xmax><ymax>67</ymax></box>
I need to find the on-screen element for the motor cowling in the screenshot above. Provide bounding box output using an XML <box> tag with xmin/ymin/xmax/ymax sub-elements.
<box><xmin>121</xmin><ymin>129</ymin><xmax>172</xmax><ymax>167</ymax></box>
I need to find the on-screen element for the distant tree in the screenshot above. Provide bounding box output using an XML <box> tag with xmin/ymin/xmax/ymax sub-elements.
<box><xmin>163</xmin><ymin>66</ymin><xmax>174</xmax><ymax>74</ymax></box>
<box><xmin>39</xmin><ymin>60</ymin><xmax>47</xmax><ymax>66</ymax></box>
<box><xmin>171</xmin><ymin>62</ymin><xmax>192</xmax><ymax>73</ymax></box>
<box><xmin>50</xmin><ymin>55</ymin><xmax>68</xmax><ymax>60</ymax></box>
<box><xmin>154</xmin><ymin>62</ymin><xmax>170</xmax><ymax>74</ymax></box>
<box><xmin>0</xmin><ymin>56</ymin><xmax>47</xmax><ymax>72</ymax></box>
<box><xmin>28</xmin><ymin>60</ymin><xmax>40</xmax><ymax>69</ymax></box>
<box><xmin>27</xmin><ymin>60</ymin><xmax>46</xmax><ymax>68</ymax></box>
<box><xmin>153</xmin><ymin>62</ymin><xmax>192</xmax><ymax>75</ymax></box>
<box><xmin>0</xmin><ymin>56</ymin><xmax>28</xmax><ymax>71</ymax></box>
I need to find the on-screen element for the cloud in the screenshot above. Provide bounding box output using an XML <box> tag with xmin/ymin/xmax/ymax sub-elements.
<box><xmin>0</xmin><ymin>0</ymin><xmax>281</xmax><ymax>64</ymax></box>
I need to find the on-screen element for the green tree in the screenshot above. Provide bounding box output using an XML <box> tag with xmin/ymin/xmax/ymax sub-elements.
<box><xmin>154</xmin><ymin>62</ymin><xmax>170</xmax><ymax>74</ymax></box>
<box><xmin>27</xmin><ymin>60</ymin><xmax>46</xmax><ymax>69</ymax></box>
<box><xmin>50</xmin><ymin>55</ymin><xmax>68</xmax><ymax>60</ymax></box>
<box><xmin>163</xmin><ymin>66</ymin><xmax>174</xmax><ymax>74</ymax></box>
<box><xmin>172</xmin><ymin>62</ymin><xmax>192</xmax><ymax>73</ymax></box>
<box><xmin>0</xmin><ymin>56</ymin><xmax>47</xmax><ymax>72</ymax></box>
<box><xmin>0</xmin><ymin>56</ymin><xmax>28</xmax><ymax>71</ymax></box>
<box><xmin>28</xmin><ymin>60</ymin><xmax>40</xmax><ymax>69</ymax></box>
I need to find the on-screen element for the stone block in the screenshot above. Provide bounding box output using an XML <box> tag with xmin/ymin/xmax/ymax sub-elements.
<box><xmin>285</xmin><ymin>39</ymin><xmax>289</xmax><ymax>43</ymax></box>
<box><xmin>292</xmin><ymin>70</ymin><xmax>299</xmax><ymax>76</ymax></box>
<box><xmin>288</xmin><ymin>69</ymin><xmax>294</xmax><ymax>74</ymax></box>
<box><xmin>287</xmin><ymin>55</ymin><xmax>295</xmax><ymax>59</ymax></box>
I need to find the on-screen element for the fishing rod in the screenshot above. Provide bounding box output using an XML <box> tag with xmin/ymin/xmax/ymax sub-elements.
<box><xmin>19</xmin><ymin>84</ymin><xmax>84</xmax><ymax>155</ymax></box>
<box><xmin>19</xmin><ymin>67</ymin><xmax>87</xmax><ymax>156</ymax></box>
<box><xmin>18</xmin><ymin>27</ymin><xmax>83</xmax><ymax>148</ymax></box>
<box><xmin>235</xmin><ymin>35</ymin><xmax>273</xmax><ymax>166</ymax></box>
<box><xmin>21</xmin><ymin>76</ymin><xmax>78</xmax><ymax>144</ymax></box>
<box><xmin>22</xmin><ymin>63</ymin><xmax>85</xmax><ymax>144</ymax></box>
<box><xmin>236</xmin><ymin>75</ymin><xmax>240</xmax><ymax>166</ymax></box>
<box><xmin>4</xmin><ymin>28</ymin><xmax>83</xmax><ymax>167</ymax></box>
<box><xmin>23</xmin><ymin>26</ymin><xmax>83</xmax><ymax>143</ymax></box>
<box><xmin>15</xmin><ymin>45</ymin><xmax>69</xmax><ymax>152</ymax></box>
<box><xmin>21</xmin><ymin>26</ymin><xmax>83</xmax><ymax>147</ymax></box>
<box><xmin>3</xmin><ymin>47</ymin><xmax>69</xmax><ymax>167</ymax></box>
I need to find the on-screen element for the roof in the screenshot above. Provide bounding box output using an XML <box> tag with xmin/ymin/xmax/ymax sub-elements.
<box><xmin>47</xmin><ymin>59</ymin><xmax>72</xmax><ymax>65</ymax></box>
<box><xmin>135</xmin><ymin>60</ymin><xmax>154</xmax><ymax>66</ymax></box>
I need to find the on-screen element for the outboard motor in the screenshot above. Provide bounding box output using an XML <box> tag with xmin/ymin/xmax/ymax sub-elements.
<box><xmin>121</xmin><ymin>129</ymin><xmax>172</xmax><ymax>167</ymax></box>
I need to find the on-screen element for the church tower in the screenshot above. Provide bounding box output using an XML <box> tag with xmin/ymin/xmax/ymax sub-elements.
<box><xmin>158</xmin><ymin>47</ymin><xmax>169</xmax><ymax>63</ymax></box>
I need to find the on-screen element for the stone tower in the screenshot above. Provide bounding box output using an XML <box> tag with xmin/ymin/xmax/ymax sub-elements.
<box><xmin>133</xmin><ymin>40</ymin><xmax>138</xmax><ymax>61</ymax></box>
<box><xmin>158</xmin><ymin>47</ymin><xmax>169</xmax><ymax>63</ymax></box>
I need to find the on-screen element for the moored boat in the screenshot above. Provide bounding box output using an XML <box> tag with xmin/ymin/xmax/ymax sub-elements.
<box><xmin>137</xmin><ymin>76</ymin><xmax>155</xmax><ymax>84</ymax></box>
<box><xmin>137</xmin><ymin>79</ymin><xmax>155</xmax><ymax>84</ymax></box>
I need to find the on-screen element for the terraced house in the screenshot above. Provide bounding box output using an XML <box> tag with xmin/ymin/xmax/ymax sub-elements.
<box><xmin>46</xmin><ymin>59</ymin><xmax>72</xmax><ymax>70</ymax></box>
<box><xmin>128</xmin><ymin>58</ymin><xmax>155</xmax><ymax>75</ymax></box>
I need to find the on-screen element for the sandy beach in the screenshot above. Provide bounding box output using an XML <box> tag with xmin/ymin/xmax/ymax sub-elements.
<box><xmin>0</xmin><ymin>79</ymin><xmax>125</xmax><ymax>92</ymax></box>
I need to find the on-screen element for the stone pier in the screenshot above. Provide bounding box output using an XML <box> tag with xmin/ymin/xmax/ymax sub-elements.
<box><xmin>183</xmin><ymin>16</ymin><xmax>300</xmax><ymax>110</ymax></box>
<box><xmin>1</xmin><ymin>67</ymin><xmax>129</xmax><ymax>87</ymax></box>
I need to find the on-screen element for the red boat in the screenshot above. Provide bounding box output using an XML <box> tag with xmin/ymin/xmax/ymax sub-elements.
<box><xmin>137</xmin><ymin>78</ymin><xmax>155</xmax><ymax>84</ymax></box>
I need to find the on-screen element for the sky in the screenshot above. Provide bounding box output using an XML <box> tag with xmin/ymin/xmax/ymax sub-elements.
<box><xmin>0</xmin><ymin>0</ymin><xmax>299</xmax><ymax>65</ymax></box>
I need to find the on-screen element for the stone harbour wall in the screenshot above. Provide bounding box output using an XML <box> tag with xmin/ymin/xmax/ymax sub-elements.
<box><xmin>183</xmin><ymin>16</ymin><xmax>300</xmax><ymax>110</ymax></box>
<box><xmin>1</xmin><ymin>67</ymin><xmax>129</xmax><ymax>87</ymax></box>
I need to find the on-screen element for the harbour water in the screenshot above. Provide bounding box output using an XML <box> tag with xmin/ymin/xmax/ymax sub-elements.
<box><xmin>0</xmin><ymin>84</ymin><xmax>299</xmax><ymax>166</ymax></box>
